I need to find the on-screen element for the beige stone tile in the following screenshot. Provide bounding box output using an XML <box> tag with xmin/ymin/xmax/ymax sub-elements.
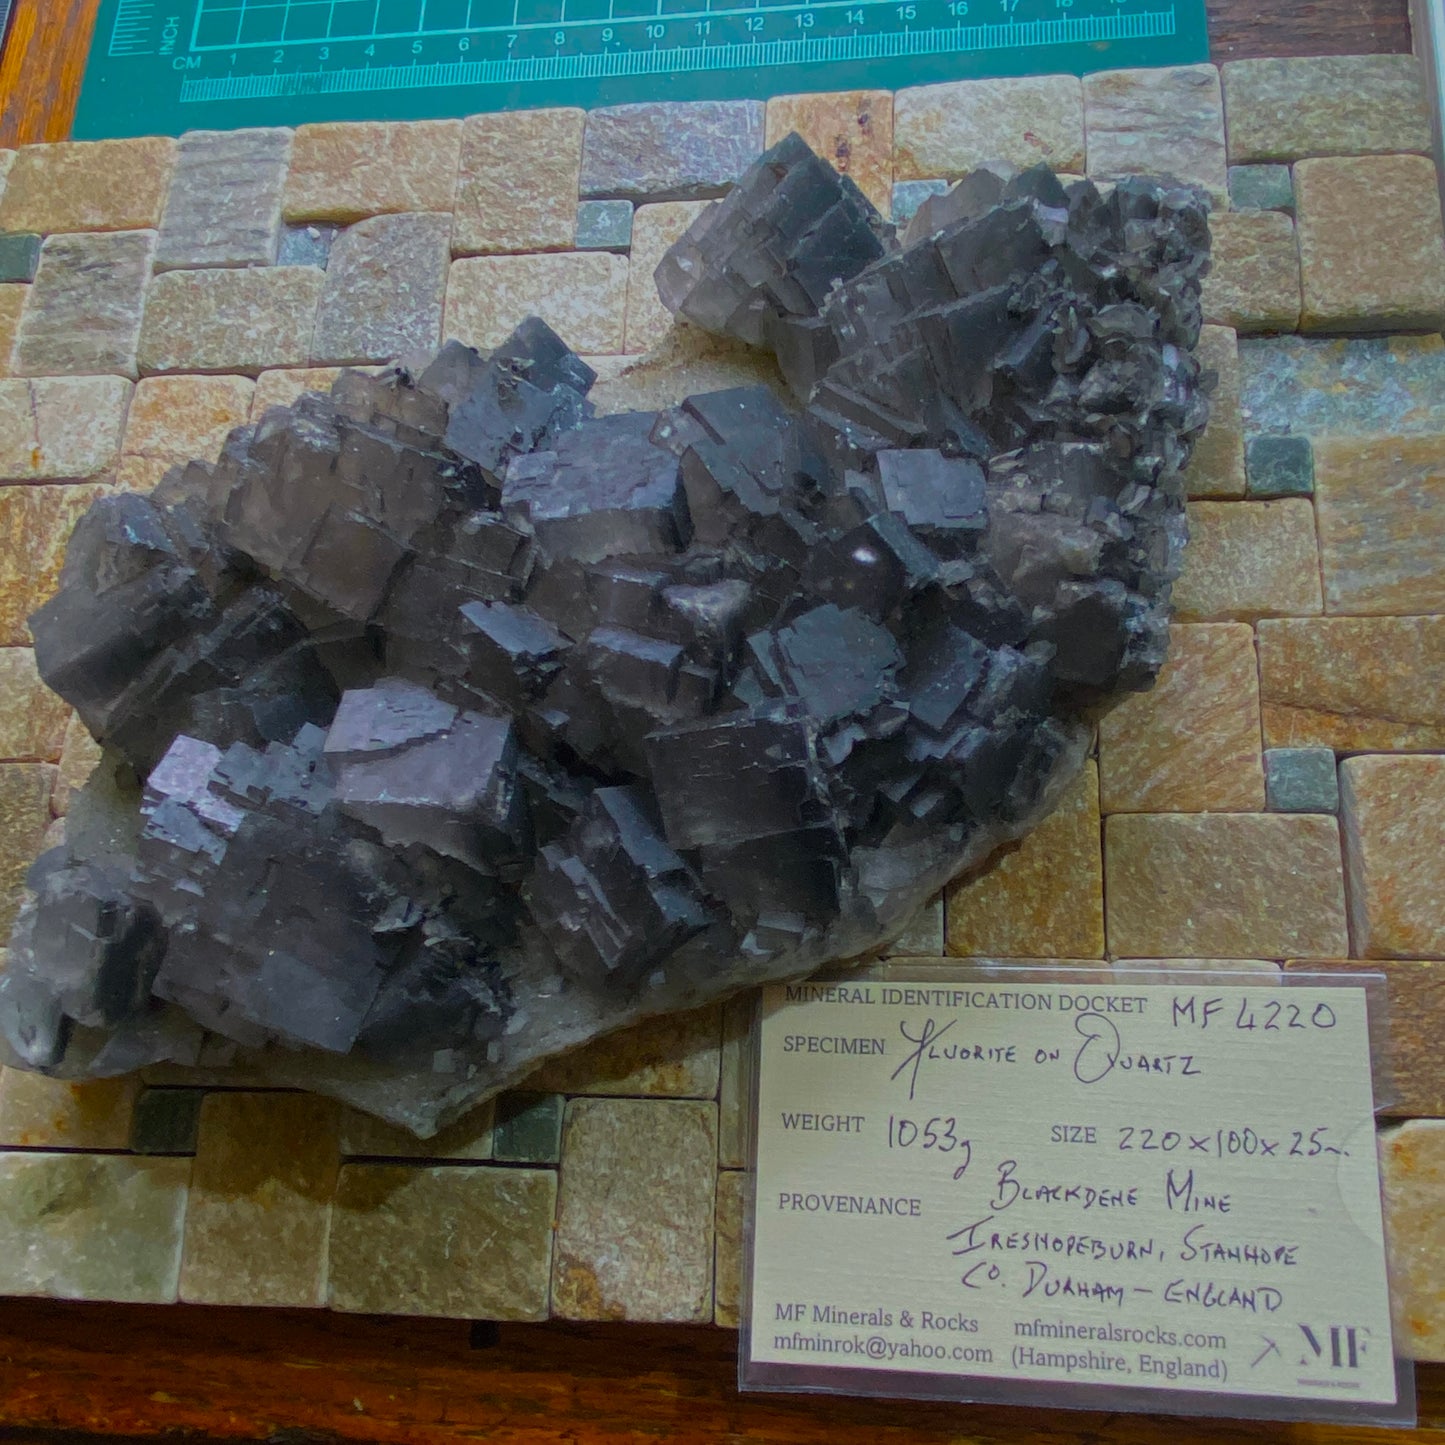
<box><xmin>0</xmin><ymin>484</ymin><xmax>111</xmax><ymax>645</ymax></box>
<box><xmin>585</xmin><ymin>330</ymin><xmax>781</xmax><ymax>416</ymax></box>
<box><xmin>1202</xmin><ymin>210</ymin><xmax>1301</xmax><ymax>333</ymax></box>
<box><xmin>0</xmin><ymin>762</ymin><xmax>56</xmax><ymax>934</ymax></box>
<box><xmin>446</xmin><ymin>252</ymin><xmax>628</xmax><ymax>356</ymax></box>
<box><xmin>0</xmin><ymin>648</ymin><xmax>68</xmax><ymax>761</ymax></box>
<box><xmin>339</xmin><ymin>1097</ymin><xmax>493</xmax><ymax>1160</ymax></box>
<box><xmin>0</xmin><ymin>150</ymin><xmax>14</xmax><ymax>205</ymax></box>
<box><xmin>0</xmin><ymin>376</ymin><xmax>131</xmax><ymax>482</ymax></box>
<box><xmin>1105</xmin><ymin>813</ymin><xmax>1348</xmax><ymax>959</ymax></box>
<box><xmin>0</xmin><ymin>285</ymin><xmax>24</xmax><ymax>377</ymax></box>
<box><xmin>113</xmin><ymin>455</ymin><xmax>171</xmax><ymax>493</ymax></box>
<box><xmin>552</xmin><ymin>1097</ymin><xmax>716</xmax><ymax>1321</ymax></box>
<box><xmin>1257</xmin><ymin>616</ymin><xmax>1445</xmax><ymax>751</ymax></box>
<box><xmin>329</xmin><ymin>1163</ymin><xmax>556</xmax><ymax>1319</ymax></box>
<box><xmin>124</xmin><ymin>374</ymin><xmax>254</xmax><ymax>466</ymax></box>
<box><xmin>250</xmin><ymin>366</ymin><xmax>345</xmax><ymax>421</ymax></box>
<box><xmin>714</xmin><ymin>1169</ymin><xmax>746</xmax><ymax>1328</ymax></box>
<box><xmin>1284</xmin><ymin>960</ymin><xmax>1445</xmax><ymax>1116</ymax></box>
<box><xmin>180</xmin><ymin>1091</ymin><xmax>340</xmax><ymax>1307</ymax></box>
<box><xmin>1341</xmin><ymin>755</ymin><xmax>1445</xmax><ymax>960</ymax></box>
<box><xmin>51</xmin><ymin>711</ymin><xmax>101</xmax><ymax>815</ymax></box>
<box><xmin>0</xmin><ymin>138</ymin><xmax>176</xmax><ymax>234</ymax></box>
<box><xmin>624</xmin><ymin>201</ymin><xmax>708</xmax><ymax>354</ymax></box>
<box><xmin>1172</xmin><ymin>499</ymin><xmax>1323</xmax><ymax>620</ymax></box>
<box><xmin>902</xmin><ymin>955</ymin><xmax>1106</xmax><ymax>973</ymax></box>
<box><xmin>311</xmin><ymin>212</ymin><xmax>452</xmax><ymax>366</ymax></box>
<box><xmin>1083</xmin><ymin>65</ymin><xmax>1227</xmax><ymax>204</ymax></box>
<box><xmin>155</xmin><ymin>127</ymin><xmax>292</xmax><ymax>271</ymax></box>
<box><xmin>717</xmin><ymin>993</ymin><xmax>755</xmax><ymax>1171</ymax></box>
<box><xmin>1183</xmin><ymin>324</ymin><xmax>1245</xmax><ymax>499</ymax></box>
<box><xmin>894</xmin><ymin>75</ymin><xmax>1084</xmax><ymax>180</ymax></box>
<box><xmin>1380</xmin><ymin>1120</ymin><xmax>1445</xmax><ymax>1360</ymax></box>
<box><xmin>766</xmin><ymin>91</ymin><xmax>893</xmax><ymax>211</ymax></box>
<box><xmin>0</xmin><ymin>1152</ymin><xmax>189</xmax><ymax>1302</ymax></box>
<box><xmin>1223</xmin><ymin>56</ymin><xmax>1433</xmax><ymax>163</ymax></box>
<box><xmin>282</xmin><ymin>121</ymin><xmax>463</xmax><ymax>225</ymax></box>
<box><xmin>0</xmin><ymin>1069</ymin><xmax>139</xmax><ymax>1148</ymax></box>
<box><xmin>14</xmin><ymin>231</ymin><xmax>155</xmax><ymax>380</ymax></box>
<box><xmin>454</xmin><ymin>109</ymin><xmax>585</xmax><ymax>256</ymax></box>
<box><xmin>1296</xmin><ymin>155</ymin><xmax>1445</xmax><ymax>334</ymax></box>
<box><xmin>138</xmin><ymin>267</ymin><xmax>324</xmax><ymax>376</ymax></box>
<box><xmin>579</xmin><ymin>100</ymin><xmax>763</xmax><ymax>203</ymax></box>
<box><xmin>523</xmin><ymin>1003</ymin><xmax>721</xmax><ymax>1098</ymax></box>
<box><xmin>1115</xmin><ymin>958</ymin><xmax>1281</xmax><ymax>975</ymax></box>
<box><xmin>946</xmin><ymin>761</ymin><xmax>1103</xmax><ymax>959</ymax></box>
<box><xmin>1312</xmin><ymin>435</ymin><xmax>1445</xmax><ymax>615</ymax></box>
<box><xmin>1097</xmin><ymin>623</ymin><xmax>1264</xmax><ymax>813</ymax></box>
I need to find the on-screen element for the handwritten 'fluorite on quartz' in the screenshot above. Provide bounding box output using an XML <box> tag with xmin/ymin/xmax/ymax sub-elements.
<box><xmin>0</xmin><ymin>136</ymin><xmax>1211</xmax><ymax>1135</ymax></box>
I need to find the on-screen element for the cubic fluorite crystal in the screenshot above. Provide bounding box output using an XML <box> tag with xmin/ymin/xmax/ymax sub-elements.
<box><xmin>0</xmin><ymin>137</ymin><xmax>1212</xmax><ymax>1134</ymax></box>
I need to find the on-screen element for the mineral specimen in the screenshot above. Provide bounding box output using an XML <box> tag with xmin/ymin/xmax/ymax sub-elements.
<box><xmin>0</xmin><ymin>136</ymin><xmax>1212</xmax><ymax>1135</ymax></box>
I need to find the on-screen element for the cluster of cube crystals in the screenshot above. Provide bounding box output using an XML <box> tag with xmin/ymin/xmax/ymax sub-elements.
<box><xmin>0</xmin><ymin>136</ymin><xmax>1211</xmax><ymax>1135</ymax></box>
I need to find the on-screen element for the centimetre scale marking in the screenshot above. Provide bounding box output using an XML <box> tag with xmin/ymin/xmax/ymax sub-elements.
<box><xmin>78</xmin><ymin>0</ymin><xmax>1204</xmax><ymax>138</ymax></box>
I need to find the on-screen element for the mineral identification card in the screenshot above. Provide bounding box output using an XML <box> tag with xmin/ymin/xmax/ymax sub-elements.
<box><xmin>743</xmin><ymin>971</ymin><xmax>1410</xmax><ymax>1424</ymax></box>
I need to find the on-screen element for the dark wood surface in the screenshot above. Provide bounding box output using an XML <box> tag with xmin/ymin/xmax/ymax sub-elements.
<box><xmin>0</xmin><ymin>0</ymin><xmax>99</xmax><ymax>147</ymax></box>
<box><xmin>0</xmin><ymin>1298</ymin><xmax>1442</xmax><ymax>1443</ymax></box>
<box><xmin>0</xmin><ymin>0</ymin><xmax>1430</xmax><ymax>1439</ymax></box>
<box><xmin>1204</xmin><ymin>0</ymin><xmax>1412</xmax><ymax>60</ymax></box>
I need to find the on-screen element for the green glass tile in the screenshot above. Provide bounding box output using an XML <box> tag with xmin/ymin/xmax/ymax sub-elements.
<box><xmin>0</xmin><ymin>234</ymin><xmax>42</xmax><ymax>284</ymax></box>
<box><xmin>1264</xmin><ymin>747</ymin><xmax>1340</xmax><ymax>814</ymax></box>
<box><xmin>1247</xmin><ymin>434</ymin><xmax>1314</xmax><ymax>497</ymax></box>
<box><xmin>130</xmin><ymin>1088</ymin><xmax>206</xmax><ymax>1155</ymax></box>
<box><xmin>492</xmin><ymin>1092</ymin><xmax>563</xmax><ymax>1164</ymax></box>
<box><xmin>575</xmin><ymin>200</ymin><xmax>633</xmax><ymax>252</ymax></box>
<box><xmin>1227</xmin><ymin>163</ymin><xmax>1294</xmax><ymax>214</ymax></box>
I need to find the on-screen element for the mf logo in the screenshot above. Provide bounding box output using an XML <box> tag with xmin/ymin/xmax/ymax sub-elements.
<box><xmin>1299</xmin><ymin>1323</ymin><xmax>1370</xmax><ymax>1368</ymax></box>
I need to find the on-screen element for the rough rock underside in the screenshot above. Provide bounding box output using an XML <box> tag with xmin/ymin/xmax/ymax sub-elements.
<box><xmin>0</xmin><ymin>137</ymin><xmax>1211</xmax><ymax>1135</ymax></box>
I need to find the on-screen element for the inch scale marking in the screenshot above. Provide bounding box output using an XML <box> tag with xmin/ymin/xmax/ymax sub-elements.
<box><xmin>75</xmin><ymin>0</ymin><xmax>1205</xmax><ymax>138</ymax></box>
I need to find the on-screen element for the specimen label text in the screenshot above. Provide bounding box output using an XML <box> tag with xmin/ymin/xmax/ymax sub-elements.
<box><xmin>749</xmin><ymin>979</ymin><xmax>1396</xmax><ymax>1407</ymax></box>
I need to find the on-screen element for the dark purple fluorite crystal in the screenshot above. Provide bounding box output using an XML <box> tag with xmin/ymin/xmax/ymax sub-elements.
<box><xmin>0</xmin><ymin>136</ymin><xmax>1211</xmax><ymax>1134</ymax></box>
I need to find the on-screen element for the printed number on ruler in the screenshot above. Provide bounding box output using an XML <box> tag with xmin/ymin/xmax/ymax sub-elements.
<box><xmin>78</xmin><ymin>0</ymin><xmax>1204</xmax><ymax>138</ymax></box>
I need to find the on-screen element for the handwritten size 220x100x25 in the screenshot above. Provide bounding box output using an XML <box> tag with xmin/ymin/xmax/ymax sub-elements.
<box><xmin>744</xmin><ymin>967</ymin><xmax>1411</xmax><ymax>1426</ymax></box>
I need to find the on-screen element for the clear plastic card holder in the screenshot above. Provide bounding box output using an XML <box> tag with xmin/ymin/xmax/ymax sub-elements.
<box><xmin>738</xmin><ymin>962</ymin><xmax>1415</xmax><ymax>1428</ymax></box>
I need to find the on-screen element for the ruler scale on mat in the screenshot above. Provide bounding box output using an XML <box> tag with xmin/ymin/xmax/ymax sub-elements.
<box><xmin>75</xmin><ymin>0</ymin><xmax>1206</xmax><ymax>140</ymax></box>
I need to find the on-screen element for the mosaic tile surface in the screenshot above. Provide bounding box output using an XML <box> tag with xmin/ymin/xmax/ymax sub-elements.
<box><xmin>0</xmin><ymin>57</ymin><xmax>1444</xmax><ymax>1354</ymax></box>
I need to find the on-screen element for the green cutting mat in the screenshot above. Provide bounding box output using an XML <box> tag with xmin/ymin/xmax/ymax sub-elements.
<box><xmin>74</xmin><ymin>0</ymin><xmax>1207</xmax><ymax>141</ymax></box>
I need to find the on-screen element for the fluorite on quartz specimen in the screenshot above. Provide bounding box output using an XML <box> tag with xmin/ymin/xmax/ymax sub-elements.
<box><xmin>0</xmin><ymin>137</ymin><xmax>1212</xmax><ymax>1135</ymax></box>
